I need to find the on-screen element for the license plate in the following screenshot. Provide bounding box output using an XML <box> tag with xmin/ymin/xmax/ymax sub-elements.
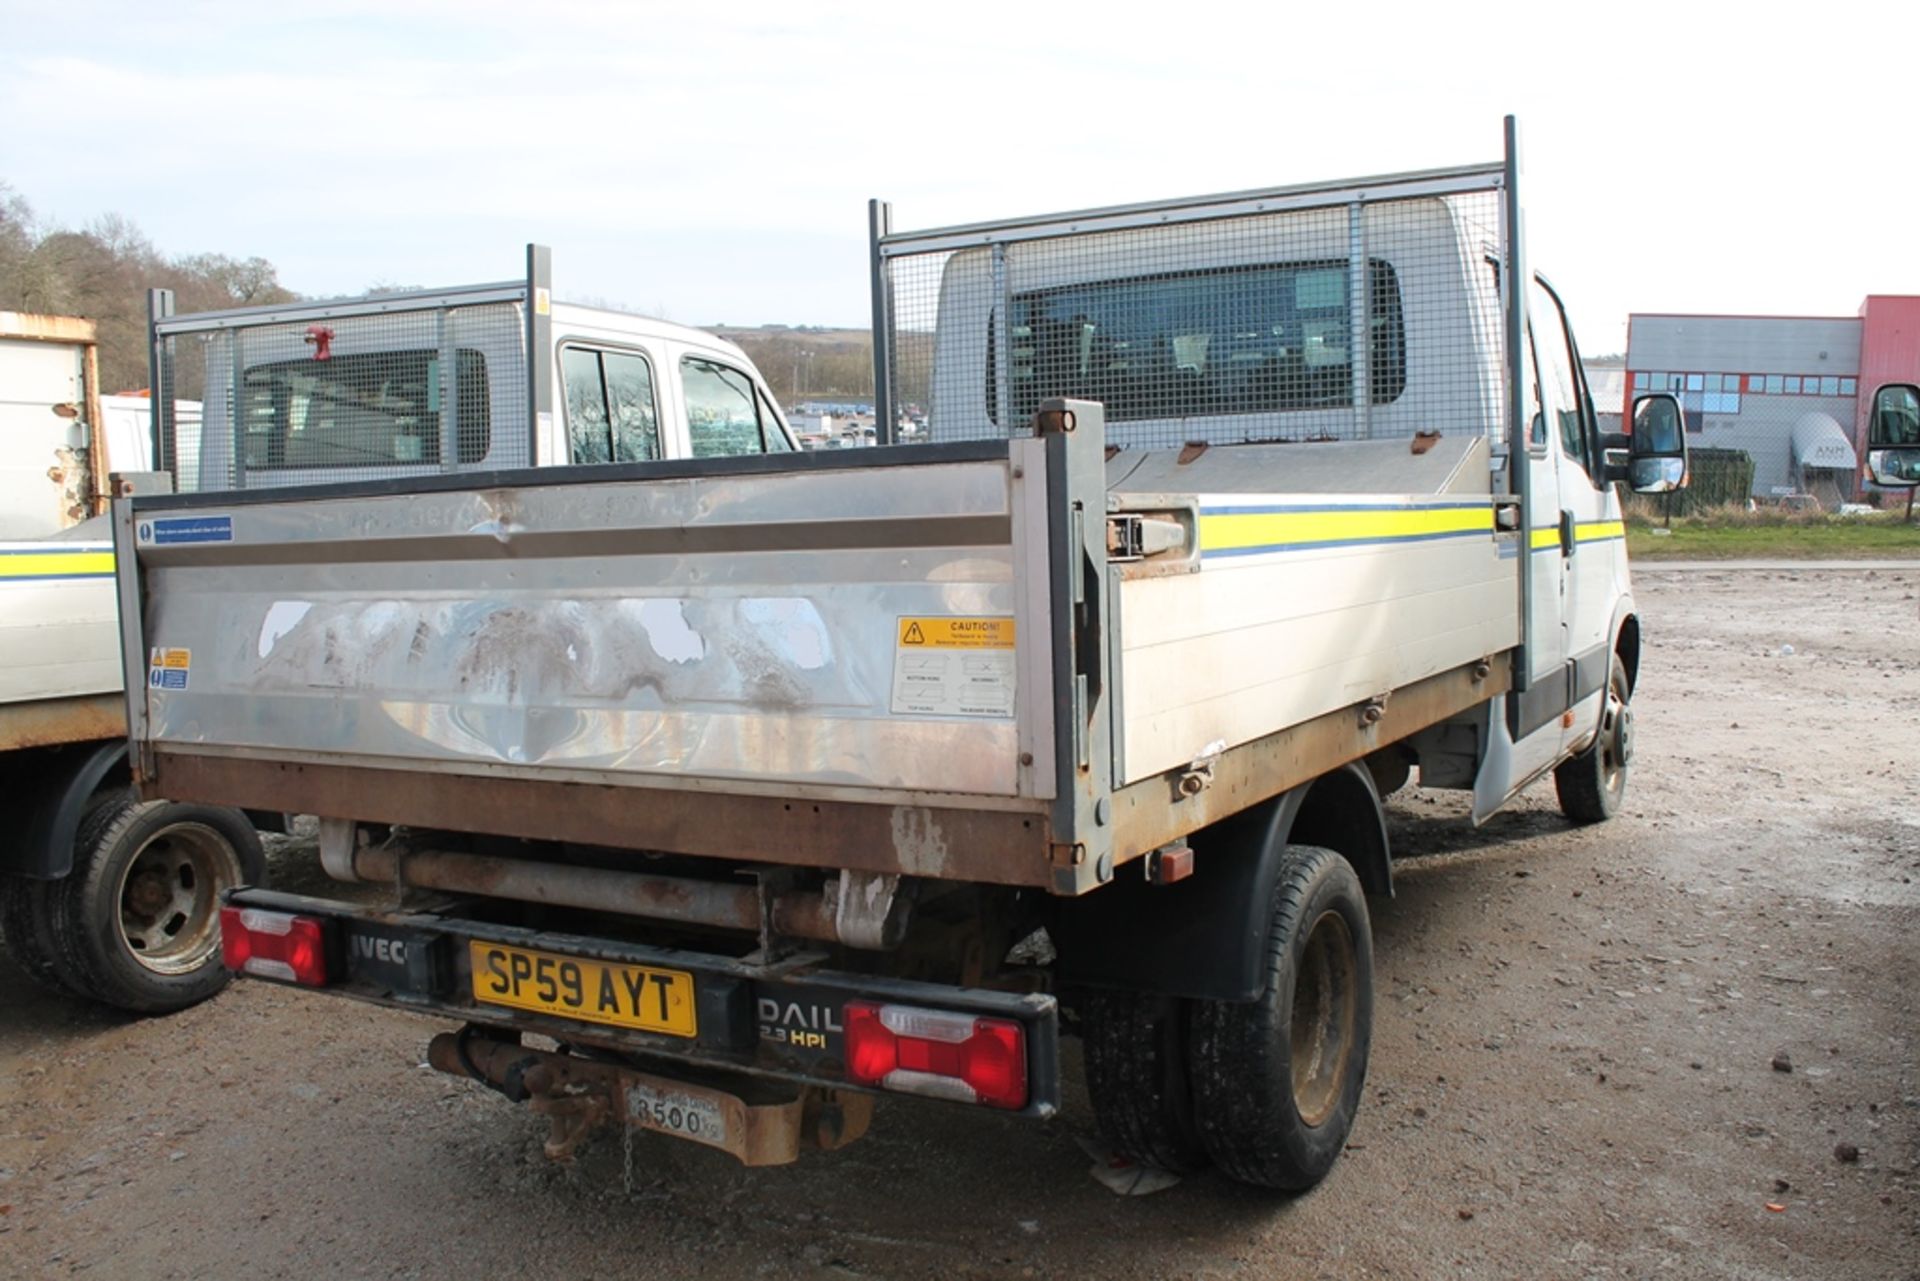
<box><xmin>627</xmin><ymin>1080</ymin><xmax>729</xmax><ymax>1148</ymax></box>
<box><xmin>468</xmin><ymin>941</ymin><xmax>697</xmax><ymax>1038</ymax></box>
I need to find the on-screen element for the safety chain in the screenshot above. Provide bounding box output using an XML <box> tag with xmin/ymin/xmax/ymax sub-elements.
<box><xmin>621</xmin><ymin>1087</ymin><xmax>636</xmax><ymax>1197</ymax></box>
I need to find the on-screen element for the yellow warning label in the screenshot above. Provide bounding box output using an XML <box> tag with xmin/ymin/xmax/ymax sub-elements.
<box><xmin>897</xmin><ymin>617</ymin><xmax>1015</xmax><ymax>649</ymax></box>
<box><xmin>153</xmin><ymin>647</ymin><xmax>191</xmax><ymax>670</ymax></box>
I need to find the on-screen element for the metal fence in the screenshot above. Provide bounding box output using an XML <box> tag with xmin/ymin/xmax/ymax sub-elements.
<box><xmin>149</xmin><ymin>266</ymin><xmax>545</xmax><ymax>494</ymax></box>
<box><xmin>870</xmin><ymin>167</ymin><xmax>1512</xmax><ymax>453</ymax></box>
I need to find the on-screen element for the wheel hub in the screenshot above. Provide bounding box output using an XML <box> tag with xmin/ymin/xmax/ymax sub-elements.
<box><xmin>114</xmin><ymin>825</ymin><xmax>242</xmax><ymax>977</ymax></box>
<box><xmin>126</xmin><ymin>869</ymin><xmax>174</xmax><ymax>916</ymax></box>
<box><xmin>1290</xmin><ymin>909</ymin><xmax>1358</xmax><ymax>1129</ymax></box>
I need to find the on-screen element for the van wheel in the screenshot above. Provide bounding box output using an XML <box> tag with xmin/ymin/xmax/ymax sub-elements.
<box><xmin>0</xmin><ymin>874</ymin><xmax>82</xmax><ymax>996</ymax></box>
<box><xmin>1081</xmin><ymin>988</ymin><xmax>1209</xmax><ymax>1174</ymax></box>
<box><xmin>47</xmin><ymin>797</ymin><xmax>265</xmax><ymax>1014</ymax></box>
<box><xmin>1555</xmin><ymin>654</ymin><xmax>1632</xmax><ymax>824</ymax></box>
<box><xmin>1188</xmin><ymin>846</ymin><xmax>1372</xmax><ymax>1191</ymax></box>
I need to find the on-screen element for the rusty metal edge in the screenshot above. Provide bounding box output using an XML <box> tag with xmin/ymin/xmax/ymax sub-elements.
<box><xmin>1109</xmin><ymin>654</ymin><xmax>1513</xmax><ymax>864</ymax></box>
<box><xmin>152</xmin><ymin>751</ymin><xmax>1061</xmax><ymax>889</ymax></box>
<box><xmin>0</xmin><ymin>312</ymin><xmax>99</xmax><ymax>344</ymax></box>
<box><xmin>0</xmin><ymin>693</ymin><xmax>126</xmax><ymax>753</ymax></box>
<box><xmin>82</xmin><ymin>341</ymin><xmax>108</xmax><ymax>518</ymax></box>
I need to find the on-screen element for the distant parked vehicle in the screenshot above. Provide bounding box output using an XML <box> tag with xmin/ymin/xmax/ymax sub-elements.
<box><xmin>0</xmin><ymin>311</ymin><xmax>263</xmax><ymax>1014</ymax></box>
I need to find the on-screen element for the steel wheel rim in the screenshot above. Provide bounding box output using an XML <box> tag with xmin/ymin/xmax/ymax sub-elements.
<box><xmin>1600</xmin><ymin>675</ymin><xmax>1631</xmax><ymax>801</ymax></box>
<box><xmin>115</xmin><ymin>823</ymin><xmax>242</xmax><ymax>976</ymax></box>
<box><xmin>1290</xmin><ymin>909</ymin><xmax>1358</xmax><ymax>1128</ymax></box>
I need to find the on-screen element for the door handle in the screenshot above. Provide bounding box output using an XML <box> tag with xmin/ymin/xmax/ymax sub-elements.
<box><xmin>1558</xmin><ymin>509</ymin><xmax>1575</xmax><ymax>558</ymax></box>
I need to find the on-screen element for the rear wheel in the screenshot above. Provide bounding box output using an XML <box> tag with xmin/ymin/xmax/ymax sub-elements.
<box><xmin>1081</xmin><ymin>988</ymin><xmax>1209</xmax><ymax>1174</ymax></box>
<box><xmin>1555</xmin><ymin>653</ymin><xmax>1632</xmax><ymax>824</ymax></box>
<box><xmin>0</xmin><ymin>874</ymin><xmax>80</xmax><ymax>996</ymax></box>
<box><xmin>1188</xmin><ymin>845</ymin><xmax>1372</xmax><ymax>1191</ymax></box>
<box><xmin>47</xmin><ymin>797</ymin><xmax>265</xmax><ymax>1014</ymax></box>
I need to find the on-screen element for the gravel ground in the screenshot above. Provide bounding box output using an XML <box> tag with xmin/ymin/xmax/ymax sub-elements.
<box><xmin>2</xmin><ymin>568</ymin><xmax>1915</xmax><ymax>1280</ymax></box>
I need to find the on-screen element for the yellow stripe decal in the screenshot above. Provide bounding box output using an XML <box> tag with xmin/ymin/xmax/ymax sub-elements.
<box><xmin>1529</xmin><ymin>520</ymin><xmax>1627</xmax><ymax>553</ymax></box>
<box><xmin>1200</xmin><ymin>505</ymin><xmax>1495</xmax><ymax>557</ymax></box>
<box><xmin>0</xmin><ymin>549</ymin><xmax>116</xmax><ymax>579</ymax></box>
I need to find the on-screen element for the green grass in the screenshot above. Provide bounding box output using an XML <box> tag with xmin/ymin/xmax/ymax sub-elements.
<box><xmin>1625</xmin><ymin>507</ymin><xmax>1920</xmax><ymax>559</ymax></box>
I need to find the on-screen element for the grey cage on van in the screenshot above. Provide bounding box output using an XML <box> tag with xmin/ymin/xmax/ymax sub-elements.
<box><xmin>870</xmin><ymin>151</ymin><xmax>1516</xmax><ymax>455</ymax></box>
<box><xmin>146</xmin><ymin>251</ymin><xmax>553</xmax><ymax>493</ymax></box>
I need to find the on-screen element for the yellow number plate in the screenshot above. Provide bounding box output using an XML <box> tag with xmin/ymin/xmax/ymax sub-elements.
<box><xmin>468</xmin><ymin>941</ymin><xmax>697</xmax><ymax>1038</ymax></box>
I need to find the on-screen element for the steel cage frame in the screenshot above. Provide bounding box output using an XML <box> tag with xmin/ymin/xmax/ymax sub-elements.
<box><xmin>866</xmin><ymin>117</ymin><xmax>1536</xmax><ymax>702</ymax></box>
<box><xmin>144</xmin><ymin>248</ymin><xmax>553</xmax><ymax>494</ymax></box>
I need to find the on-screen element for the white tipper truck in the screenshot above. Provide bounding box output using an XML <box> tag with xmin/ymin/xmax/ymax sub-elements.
<box><xmin>3</xmin><ymin>257</ymin><xmax>800</xmax><ymax>1013</ymax></box>
<box><xmin>114</xmin><ymin>123</ymin><xmax>1695</xmax><ymax>1188</ymax></box>
<box><xmin>0</xmin><ymin>310</ymin><xmax>269</xmax><ymax>1014</ymax></box>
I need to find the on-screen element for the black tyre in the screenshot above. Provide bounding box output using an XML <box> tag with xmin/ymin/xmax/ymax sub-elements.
<box><xmin>1189</xmin><ymin>845</ymin><xmax>1372</xmax><ymax>1191</ymax></box>
<box><xmin>0</xmin><ymin>873</ymin><xmax>81</xmax><ymax>996</ymax></box>
<box><xmin>1555</xmin><ymin>653</ymin><xmax>1632</xmax><ymax>825</ymax></box>
<box><xmin>46</xmin><ymin>797</ymin><xmax>265</xmax><ymax>1014</ymax></box>
<box><xmin>1081</xmin><ymin>988</ymin><xmax>1209</xmax><ymax>1174</ymax></box>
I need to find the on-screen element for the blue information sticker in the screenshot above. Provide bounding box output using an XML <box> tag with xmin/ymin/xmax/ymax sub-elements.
<box><xmin>149</xmin><ymin>515</ymin><xmax>233</xmax><ymax>545</ymax></box>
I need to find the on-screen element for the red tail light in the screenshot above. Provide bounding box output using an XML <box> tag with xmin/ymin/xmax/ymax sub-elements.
<box><xmin>219</xmin><ymin>906</ymin><xmax>330</xmax><ymax>986</ymax></box>
<box><xmin>844</xmin><ymin>1001</ymin><xmax>1027</xmax><ymax>1110</ymax></box>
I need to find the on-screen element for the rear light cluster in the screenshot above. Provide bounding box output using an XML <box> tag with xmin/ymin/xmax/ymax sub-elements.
<box><xmin>219</xmin><ymin>906</ymin><xmax>330</xmax><ymax>986</ymax></box>
<box><xmin>843</xmin><ymin>1000</ymin><xmax>1028</xmax><ymax>1110</ymax></box>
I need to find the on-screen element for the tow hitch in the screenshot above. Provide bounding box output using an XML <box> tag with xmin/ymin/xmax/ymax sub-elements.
<box><xmin>427</xmin><ymin>1028</ymin><xmax>875</xmax><ymax>1166</ymax></box>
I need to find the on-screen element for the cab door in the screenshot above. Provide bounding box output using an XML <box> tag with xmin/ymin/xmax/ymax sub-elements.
<box><xmin>1532</xmin><ymin>277</ymin><xmax>1622</xmax><ymax>754</ymax></box>
<box><xmin>1473</xmin><ymin>297</ymin><xmax>1575</xmax><ymax>821</ymax></box>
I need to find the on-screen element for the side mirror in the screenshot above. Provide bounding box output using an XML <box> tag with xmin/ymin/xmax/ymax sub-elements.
<box><xmin>1866</xmin><ymin>383</ymin><xmax>1920</xmax><ymax>489</ymax></box>
<box><xmin>1615</xmin><ymin>393</ymin><xmax>1689</xmax><ymax>493</ymax></box>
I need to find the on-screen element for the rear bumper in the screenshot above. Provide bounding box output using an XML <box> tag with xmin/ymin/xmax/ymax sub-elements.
<box><xmin>223</xmin><ymin>887</ymin><xmax>1061</xmax><ymax>1120</ymax></box>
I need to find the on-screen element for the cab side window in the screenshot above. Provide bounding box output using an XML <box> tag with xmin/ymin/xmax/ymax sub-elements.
<box><xmin>561</xmin><ymin>346</ymin><xmax>661</xmax><ymax>464</ymax></box>
<box><xmin>1529</xmin><ymin>281</ymin><xmax>1588</xmax><ymax>472</ymax></box>
<box><xmin>758</xmin><ymin>390</ymin><xmax>795</xmax><ymax>453</ymax></box>
<box><xmin>683</xmin><ymin>357</ymin><xmax>789</xmax><ymax>457</ymax></box>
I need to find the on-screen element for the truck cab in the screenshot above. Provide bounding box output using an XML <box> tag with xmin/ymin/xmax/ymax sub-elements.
<box><xmin>907</xmin><ymin>187</ymin><xmax>1647</xmax><ymax>825</ymax></box>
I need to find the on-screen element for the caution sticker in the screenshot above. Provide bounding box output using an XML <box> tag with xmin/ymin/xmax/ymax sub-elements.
<box><xmin>898</xmin><ymin>617</ymin><xmax>1015</xmax><ymax>649</ymax></box>
<box><xmin>148</xmin><ymin>646</ymin><xmax>191</xmax><ymax>691</ymax></box>
<box><xmin>891</xmin><ymin>616</ymin><xmax>1016</xmax><ymax>718</ymax></box>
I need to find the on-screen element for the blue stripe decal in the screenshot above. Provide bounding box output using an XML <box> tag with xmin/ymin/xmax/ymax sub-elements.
<box><xmin>1199</xmin><ymin>500</ymin><xmax>1492</xmax><ymax>516</ymax></box>
<box><xmin>0</xmin><ymin>545</ymin><xmax>116</xmax><ymax>555</ymax></box>
<box><xmin>1205</xmin><ymin>527</ymin><xmax>1494</xmax><ymax>558</ymax></box>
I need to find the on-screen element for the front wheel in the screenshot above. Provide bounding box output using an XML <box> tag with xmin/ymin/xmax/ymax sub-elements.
<box><xmin>1188</xmin><ymin>845</ymin><xmax>1373</xmax><ymax>1191</ymax></box>
<box><xmin>1555</xmin><ymin>653</ymin><xmax>1632</xmax><ymax>824</ymax></box>
<box><xmin>47</xmin><ymin>796</ymin><xmax>265</xmax><ymax>1014</ymax></box>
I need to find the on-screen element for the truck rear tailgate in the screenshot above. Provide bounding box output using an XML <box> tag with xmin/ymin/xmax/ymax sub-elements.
<box><xmin>118</xmin><ymin>443</ymin><xmax>1069</xmax><ymax>881</ymax></box>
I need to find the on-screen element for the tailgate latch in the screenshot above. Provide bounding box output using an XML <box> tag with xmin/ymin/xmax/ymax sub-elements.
<box><xmin>1106</xmin><ymin>513</ymin><xmax>1189</xmax><ymax>562</ymax></box>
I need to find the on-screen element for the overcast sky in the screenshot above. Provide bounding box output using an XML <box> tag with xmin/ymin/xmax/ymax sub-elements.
<box><xmin>4</xmin><ymin>0</ymin><xmax>1916</xmax><ymax>355</ymax></box>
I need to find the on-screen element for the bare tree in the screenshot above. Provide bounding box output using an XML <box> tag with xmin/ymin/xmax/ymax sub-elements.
<box><xmin>0</xmin><ymin>188</ymin><xmax>298</xmax><ymax>391</ymax></box>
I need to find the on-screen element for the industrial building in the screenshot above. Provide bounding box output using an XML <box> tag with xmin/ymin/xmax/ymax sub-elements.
<box><xmin>1624</xmin><ymin>297</ymin><xmax>1920</xmax><ymax>506</ymax></box>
